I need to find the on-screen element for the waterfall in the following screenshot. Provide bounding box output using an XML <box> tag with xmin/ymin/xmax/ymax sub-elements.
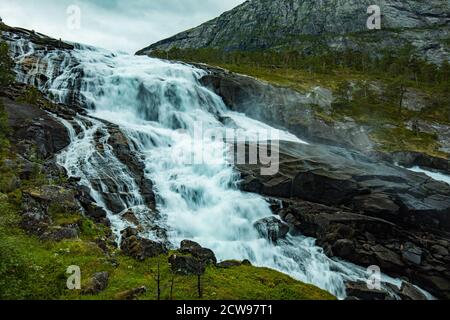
<box><xmin>6</xmin><ymin>35</ymin><xmax>405</xmax><ymax>299</ymax></box>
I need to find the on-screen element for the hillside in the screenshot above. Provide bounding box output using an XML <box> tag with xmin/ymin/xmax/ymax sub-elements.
<box><xmin>138</xmin><ymin>0</ymin><xmax>450</xmax><ymax>64</ymax></box>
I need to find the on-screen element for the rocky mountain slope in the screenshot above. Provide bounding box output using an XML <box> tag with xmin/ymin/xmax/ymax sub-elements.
<box><xmin>138</xmin><ymin>0</ymin><xmax>450</xmax><ymax>64</ymax></box>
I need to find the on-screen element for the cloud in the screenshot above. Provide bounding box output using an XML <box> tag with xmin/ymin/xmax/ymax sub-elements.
<box><xmin>0</xmin><ymin>0</ymin><xmax>245</xmax><ymax>53</ymax></box>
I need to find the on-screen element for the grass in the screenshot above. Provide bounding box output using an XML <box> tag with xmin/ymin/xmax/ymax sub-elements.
<box><xmin>0</xmin><ymin>195</ymin><xmax>334</xmax><ymax>300</ymax></box>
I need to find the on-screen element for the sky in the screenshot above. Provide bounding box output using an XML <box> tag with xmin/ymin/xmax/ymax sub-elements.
<box><xmin>0</xmin><ymin>0</ymin><xmax>245</xmax><ymax>53</ymax></box>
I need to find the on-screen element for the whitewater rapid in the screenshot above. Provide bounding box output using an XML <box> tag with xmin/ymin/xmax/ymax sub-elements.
<box><xmin>7</xmin><ymin>36</ymin><xmax>405</xmax><ymax>299</ymax></box>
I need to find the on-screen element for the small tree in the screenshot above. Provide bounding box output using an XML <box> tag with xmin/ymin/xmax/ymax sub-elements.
<box><xmin>197</xmin><ymin>261</ymin><xmax>204</xmax><ymax>299</ymax></box>
<box><xmin>386</xmin><ymin>77</ymin><xmax>407</xmax><ymax>114</ymax></box>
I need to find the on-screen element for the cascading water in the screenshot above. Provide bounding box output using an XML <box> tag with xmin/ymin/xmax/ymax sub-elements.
<box><xmin>5</xmin><ymin>33</ymin><xmax>407</xmax><ymax>299</ymax></box>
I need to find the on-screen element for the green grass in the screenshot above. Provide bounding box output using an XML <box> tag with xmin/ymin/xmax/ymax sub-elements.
<box><xmin>0</xmin><ymin>196</ymin><xmax>334</xmax><ymax>300</ymax></box>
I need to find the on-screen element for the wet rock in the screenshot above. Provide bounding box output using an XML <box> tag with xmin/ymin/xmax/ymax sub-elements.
<box><xmin>401</xmin><ymin>242</ymin><xmax>423</xmax><ymax>265</ymax></box>
<box><xmin>352</xmin><ymin>193</ymin><xmax>400</xmax><ymax>219</ymax></box>
<box><xmin>345</xmin><ymin>281</ymin><xmax>388</xmax><ymax>300</ymax></box>
<box><xmin>114</xmin><ymin>286</ymin><xmax>147</xmax><ymax>300</ymax></box>
<box><xmin>253</xmin><ymin>217</ymin><xmax>289</xmax><ymax>242</ymax></box>
<box><xmin>179</xmin><ymin>240</ymin><xmax>217</xmax><ymax>265</ymax></box>
<box><xmin>390</xmin><ymin>151</ymin><xmax>450</xmax><ymax>173</ymax></box>
<box><xmin>431</xmin><ymin>245</ymin><xmax>449</xmax><ymax>257</ymax></box>
<box><xmin>122</xmin><ymin>210</ymin><xmax>140</xmax><ymax>226</ymax></box>
<box><xmin>82</xmin><ymin>272</ymin><xmax>109</xmax><ymax>295</ymax></box>
<box><xmin>168</xmin><ymin>254</ymin><xmax>205</xmax><ymax>275</ymax></box>
<box><xmin>85</xmin><ymin>203</ymin><xmax>108</xmax><ymax>220</ymax></box>
<box><xmin>2</xmin><ymin>96</ymin><xmax>70</xmax><ymax>160</ymax></box>
<box><xmin>120</xmin><ymin>227</ymin><xmax>168</xmax><ymax>261</ymax></box>
<box><xmin>331</xmin><ymin>239</ymin><xmax>355</xmax><ymax>258</ymax></box>
<box><xmin>398</xmin><ymin>282</ymin><xmax>428</xmax><ymax>300</ymax></box>
<box><xmin>101</xmin><ymin>192</ymin><xmax>126</xmax><ymax>214</ymax></box>
<box><xmin>107</xmin><ymin>127</ymin><xmax>157</xmax><ymax>211</ymax></box>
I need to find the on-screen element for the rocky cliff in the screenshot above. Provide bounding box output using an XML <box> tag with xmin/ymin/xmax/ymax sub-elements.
<box><xmin>138</xmin><ymin>0</ymin><xmax>450</xmax><ymax>64</ymax></box>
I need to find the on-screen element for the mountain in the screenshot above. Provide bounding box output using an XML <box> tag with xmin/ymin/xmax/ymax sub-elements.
<box><xmin>137</xmin><ymin>0</ymin><xmax>450</xmax><ymax>64</ymax></box>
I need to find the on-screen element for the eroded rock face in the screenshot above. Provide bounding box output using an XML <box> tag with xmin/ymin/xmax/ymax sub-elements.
<box><xmin>138</xmin><ymin>0</ymin><xmax>450</xmax><ymax>64</ymax></box>
<box><xmin>2</xmin><ymin>96</ymin><xmax>70</xmax><ymax>161</ymax></box>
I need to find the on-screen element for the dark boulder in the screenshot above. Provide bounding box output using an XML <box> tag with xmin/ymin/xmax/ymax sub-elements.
<box><xmin>169</xmin><ymin>254</ymin><xmax>205</xmax><ymax>275</ymax></box>
<box><xmin>120</xmin><ymin>227</ymin><xmax>168</xmax><ymax>261</ymax></box>
<box><xmin>179</xmin><ymin>240</ymin><xmax>217</xmax><ymax>265</ymax></box>
<box><xmin>398</xmin><ymin>282</ymin><xmax>428</xmax><ymax>300</ymax></box>
<box><xmin>82</xmin><ymin>272</ymin><xmax>109</xmax><ymax>295</ymax></box>
<box><xmin>345</xmin><ymin>281</ymin><xmax>388</xmax><ymax>300</ymax></box>
<box><xmin>2</xmin><ymin>96</ymin><xmax>70</xmax><ymax>160</ymax></box>
<box><xmin>253</xmin><ymin>216</ymin><xmax>289</xmax><ymax>242</ymax></box>
<box><xmin>401</xmin><ymin>242</ymin><xmax>423</xmax><ymax>265</ymax></box>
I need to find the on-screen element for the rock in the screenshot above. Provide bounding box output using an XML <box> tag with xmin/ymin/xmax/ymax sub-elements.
<box><xmin>3</xmin><ymin>96</ymin><xmax>70</xmax><ymax>160</ymax></box>
<box><xmin>179</xmin><ymin>240</ymin><xmax>217</xmax><ymax>265</ymax></box>
<box><xmin>44</xmin><ymin>226</ymin><xmax>78</xmax><ymax>241</ymax></box>
<box><xmin>114</xmin><ymin>286</ymin><xmax>147</xmax><ymax>300</ymax></box>
<box><xmin>237</xmin><ymin>140</ymin><xmax>450</xmax><ymax>231</ymax></box>
<box><xmin>21</xmin><ymin>208</ymin><xmax>50</xmax><ymax>236</ymax></box>
<box><xmin>352</xmin><ymin>193</ymin><xmax>400</xmax><ymax>219</ymax></box>
<box><xmin>122</xmin><ymin>210</ymin><xmax>140</xmax><ymax>226</ymax></box>
<box><xmin>82</xmin><ymin>272</ymin><xmax>109</xmax><ymax>295</ymax></box>
<box><xmin>390</xmin><ymin>151</ymin><xmax>450</xmax><ymax>174</ymax></box>
<box><xmin>399</xmin><ymin>282</ymin><xmax>428</xmax><ymax>300</ymax></box>
<box><xmin>401</xmin><ymin>242</ymin><xmax>423</xmax><ymax>265</ymax></box>
<box><xmin>85</xmin><ymin>203</ymin><xmax>108</xmax><ymax>220</ymax></box>
<box><xmin>138</xmin><ymin>0</ymin><xmax>450</xmax><ymax>65</ymax></box>
<box><xmin>331</xmin><ymin>239</ymin><xmax>354</xmax><ymax>258</ymax></box>
<box><xmin>120</xmin><ymin>227</ymin><xmax>168</xmax><ymax>261</ymax></box>
<box><xmin>345</xmin><ymin>281</ymin><xmax>388</xmax><ymax>300</ymax></box>
<box><xmin>254</xmin><ymin>216</ymin><xmax>289</xmax><ymax>242</ymax></box>
<box><xmin>107</xmin><ymin>127</ymin><xmax>157</xmax><ymax>211</ymax></box>
<box><xmin>431</xmin><ymin>245</ymin><xmax>449</xmax><ymax>257</ymax></box>
<box><xmin>241</xmin><ymin>259</ymin><xmax>252</xmax><ymax>266</ymax></box>
<box><xmin>24</xmin><ymin>185</ymin><xmax>79</xmax><ymax>211</ymax></box>
<box><xmin>169</xmin><ymin>254</ymin><xmax>206</xmax><ymax>275</ymax></box>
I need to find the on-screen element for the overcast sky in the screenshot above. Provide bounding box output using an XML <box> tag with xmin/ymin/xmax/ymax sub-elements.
<box><xmin>0</xmin><ymin>0</ymin><xmax>245</xmax><ymax>53</ymax></box>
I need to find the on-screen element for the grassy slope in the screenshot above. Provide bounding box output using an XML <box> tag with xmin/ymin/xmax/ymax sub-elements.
<box><xmin>0</xmin><ymin>96</ymin><xmax>334</xmax><ymax>301</ymax></box>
